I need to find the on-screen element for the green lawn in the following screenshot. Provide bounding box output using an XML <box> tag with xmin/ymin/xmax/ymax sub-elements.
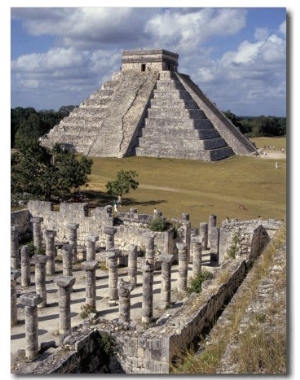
<box><xmin>84</xmin><ymin>138</ymin><xmax>286</xmax><ymax>228</ymax></box>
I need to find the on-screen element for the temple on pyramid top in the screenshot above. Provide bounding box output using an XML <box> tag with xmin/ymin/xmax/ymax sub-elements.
<box><xmin>40</xmin><ymin>49</ymin><xmax>256</xmax><ymax>160</ymax></box>
<box><xmin>121</xmin><ymin>49</ymin><xmax>179</xmax><ymax>72</ymax></box>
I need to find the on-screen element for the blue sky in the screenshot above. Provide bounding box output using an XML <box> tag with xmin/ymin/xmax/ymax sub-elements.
<box><xmin>10</xmin><ymin>6</ymin><xmax>287</xmax><ymax>117</ymax></box>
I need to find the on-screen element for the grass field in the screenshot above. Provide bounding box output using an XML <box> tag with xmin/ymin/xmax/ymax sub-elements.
<box><xmin>81</xmin><ymin>137</ymin><xmax>287</xmax><ymax>228</ymax></box>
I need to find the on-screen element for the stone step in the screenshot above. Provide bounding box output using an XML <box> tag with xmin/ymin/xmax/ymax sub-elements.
<box><xmin>209</xmin><ymin>146</ymin><xmax>234</xmax><ymax>161</ymax></box>
<box><xmin>136</xmin><ymin>144</ymin><xmax>233</xmax><ymax>161</ymax></box>
<box><xmin>147</xmin><ymin>108</ymin><xmax>206</xmax><ymax>119</ymax></box>
<box><xmin>140</xmin><ymin>129</ymin><xmax>201</xmax><ymax>139</ymax></box>
<box><xmin>140</xmin><ymin>127</ymin><xmax>220</xmax><ymax>140</ymax></box>
<box><xmin>153</xmin><ymin>91</ymin><xmax>193</xmax><ymax>100</ymax></box>
<box><xmin>87</xmin><ymin>72</ymin><xmax>159</xmax><ymax>157</ymax></box>
<box><xmin>93</xmin><ymin>89</ymin><xmax>114</xmax><ymax>97</ymax></box>
<box><xmin>135</xmin><ymin>146</ymin><xmax>212</xmax><ymax>160</ymax></box>
<box><xmin>150</xmin><ymin>98</ymin><xmax>198</xmax><ymax>109</ymax></box>
<box><xmin>48</xmin><ymin>126</ymin><xmax>100</xmax><ymax>135</ymax></box>
<box><xmin>155</xmin><ymin>80</ymin><xmax>185</xmax><ymax>90</ymax></box>
<box><xmin>137</xmin><ymin>136</ymin><xmax>227</xmax><ymax>150</ymax></box>
<box><xmin>144</xmin><ymin>117</ymin><xmax>213</xmax><ymax>129</ymax></box>
<box><xmin>81</xmin><ymin>98</ymin><xmax>111</xmax><ymax>107</ymax></box>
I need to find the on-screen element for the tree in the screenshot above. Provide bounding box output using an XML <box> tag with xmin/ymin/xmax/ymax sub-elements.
<box><xmin>11</xmin><ymin>106</ymin><xmax>76</xmax><ymax>149</ymax></box>
<box><xmin>106</xmin><ymin>170</ymin><xmax>139</xmax><ymax>197</ymax></box>
<box><xmin>11</xmin><ymin>140</ymin><xmax>93</xmax><ymax>201</ymax></box>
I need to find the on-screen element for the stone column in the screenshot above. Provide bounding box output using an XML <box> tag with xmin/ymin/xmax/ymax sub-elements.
<box><xmin>20</xmin><ymin>245</ymin><xmax>31</xmax><ymax>287</ymax></box>
<box><xmin>208</xmin><ymin>214</ymin><xmax>217</xmax><ymax>248</ymax></box>
<box><xmin>128</xmin><ymin>244</ymin><xmax>138</xmax><ymax>288</ymax></box>
<box><xmin>67</xmin><ymin>223</ymin><xmax>79</xmax><ymax>263</ymax></box>
<box><xmin>145</xmin><ymin>233</ymin><xmax>155</xmax><ymax>265</ymax></box>
<box><xmin>106</xmin><ymin>249</ymin><xmax>121</xmax><ymax>305</ymax></box>
<box><xmin>86</xmin><ymin>235</ymin><xmax>99</xmax><ymax>261</ymax></box>
<box><xmin>142</xmin><ymin>260</ymin><xmax>154</xmax><ymax>324</ymax></box>
<box><xmin>210</xmin><ymin>226</ymin><xmax>220</xmax><ymax>263</ymax></box>
<box><xmin>54</xmin><ymin>276</ymin><xmax>76</xmax><ymax>335</ymax></box>
<box><xmin>182</xmin><ymin>213</ymin><xmax>189</xmax><ymax>221</ymax></box>
<box><xmin>31</xmin><ymin>217</ymin><xmax>44</xmax><ymax>250</ymax></box>
<box><xmin>157</xmin><ymin>253</ymin><xmax>174</xmax><ymax>309</ymax></box>
<box><xmin>19</xmin><ymin>292</ymin><xmax>43</xmax><ymax>360</ymax></box>
<box><xmin>104</xmin><ymin>227</ymin><xmax>117</xmax><ymax>250</ymax></box>
<box><xmin>62</xmin><ymin>244</ymin><xmax>73</xmax><ymax>276</ymax></box>
<box><xmin>33</xmin><ymin>254</ymin><xmax>48</xmax><ymax>308</ymax></box>
<box><xmin>11</xmin><ymin>270</ymin><xmax>21</xmax><ymax>326</ymax></box>
<box><xmin>199</xmin><ymin>222</ymin><xmax>208</xmax><ymax>250</ymax></box>
<box><xmin>11</xmin><ymin>225</ymin><xmax>20</xmax><ymax>269</ymax></box>
<box><xmin>192</xmin><ymin>240</ymin><xmax>202</xmax><ymax>276</ymax></box>
<box><xmin>81</xmin><ymin>261</ymin><xmax>98</xmax><ymax>310</ymax></box>
<box><xmin>176</xmin><ymin>243</ymin><xmax>188</xmax><ymax>292</ymax></box>
<box><xmin>118</xmin><ymin>278</ymin><xmax>133</xmax><ymax>323</ymax></box>
<box><xmin>218</xmin><ymin>227</ymin><xmax>228</xmax><ymax>264</ymax></box>
<box><xmin>181</xmin><ymin>213</ymin><xmax>191</xmax><ymax>262</ymax></box>
<box><xmin>44</xmin><ymin>230</ymin><xmax>57</xmax><ymax>275</ymax></box>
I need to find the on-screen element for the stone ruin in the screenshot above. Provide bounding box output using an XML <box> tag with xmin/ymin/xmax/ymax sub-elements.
<box><xmin>40</xmin><ymin>49</ymin><xmax>257</xmax><ymax>161</ymax></box>
<box><xmin>10</xmin><ymin>201</ymin><xmax>283</xmax><ymax>374</ymax></box>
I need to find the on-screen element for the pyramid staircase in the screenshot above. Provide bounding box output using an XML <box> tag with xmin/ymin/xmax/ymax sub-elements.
<box><xmin>41</xmin><ymin>48</ymin><xmax>257</xmax><ymax>161</ymax></box>
<box><xmin>40</xmin><ymin>71</ymin><xmax>159</xmax><ymax>157</ymax></box>
<box><xmin>135</xmin><ymin>71</ymin><xmax>234</xmax><ymax>161</ymax></box>
<box><xmin>40</xmin><ymin>72</ymin><xmax>122</xmax><ymax>154</ymax></box>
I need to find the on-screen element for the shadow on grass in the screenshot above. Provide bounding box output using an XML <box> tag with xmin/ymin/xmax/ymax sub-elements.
<box><xmin>125</xmin><ymin>198</ymin><xmax>167</xmax><ymax>207</ymax></box>
<box><xmin>80</xmin><ymin>190</ymin><xmax>166</xmax><ymax>208</ymax></box>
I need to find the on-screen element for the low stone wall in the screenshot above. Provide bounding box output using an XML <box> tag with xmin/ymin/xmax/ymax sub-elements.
<box><xmin>219</xmin><ymin>218</ymin><xmax>282</xmax><ymax>262</ymax></box>
<box><xmin>114</xmin><ymin>225</ymin><xmax>269</xmax><ymax>374</ymax></box>
<box><xmin>11</xmin><ymin>209</ymin><xmax>31</xmax><ymax>242</ymax></box>
<box><xmin>26</xmin><ymin>201</ymin><xmax>183</xmax><ymax>257</ymax></box>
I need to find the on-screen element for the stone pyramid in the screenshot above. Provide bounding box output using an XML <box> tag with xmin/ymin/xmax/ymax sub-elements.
<box><xmin>40</xmin><ymin>49</ymin><xmax>256</xmax><ymax>161</ymax></box>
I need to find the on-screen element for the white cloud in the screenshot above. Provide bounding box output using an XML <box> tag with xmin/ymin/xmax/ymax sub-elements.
<box><xmin>192</xmin><ymin>20</ymin><xmax>286</xmax><ymax>115</ymax></box>
<box><xmin>144</xmin><ymin>8</ymin><xmax>247</xmax><ymax>53</ymax></box>
<box><xmin>10</xmin><ymin>7</ymin><xmax>286</xmax><ymax>116</ymax></box>
<box><xmin>254</xmin><ymin>27</ymin><xmax>269</xmax><ymax>41</ymax></box>
<box><xmin>279</xmin><ymin>20</ymin><xmax>286</xmax><ymax>36</ymax></box>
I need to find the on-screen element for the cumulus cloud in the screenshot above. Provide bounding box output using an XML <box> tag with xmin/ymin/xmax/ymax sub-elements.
<box><xmin>11</xmin><ymin>7</ymin><xmax>286</xmax><ymax>116</ymax></box>
<box><xmin>12</xmin><ymin>8</ymin><xmax>156</xmax><ymax>49</ymax></box>
<box><xmin>193</xmin><ymin>22</ymin><xmax>286</xmax><ymax>115</ymax></box>
<box><xmin>144</xmin><ymin>8</ymin><xmax>247</xmax><ymax>53</ymax></box>
<box><xmin>279</xmin><ymin>20</ymin><xmax>286</xmax><ymax>36</ymax></box>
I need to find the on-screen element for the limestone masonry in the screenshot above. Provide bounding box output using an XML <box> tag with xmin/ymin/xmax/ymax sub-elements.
<box><xmin>40</xmin><ymin>49</ymin><xmax>257</xmax><ymax>160</ymax></box>
<box><xmin>11</xmin><ymin>201</ymin><xmax>284</xmax><ymax>374</ymax></box>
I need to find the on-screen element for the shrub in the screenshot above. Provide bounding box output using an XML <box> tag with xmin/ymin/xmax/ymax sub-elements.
<box><xmin>79</xmin><ymin>303</ymin><xmax>96</xmax><ymax>319</ymax></box>
<box><xmin>227</xmin><ymin>233</ymin><xmax>239</xmax><ymax>259</ymax></box>
<box><xmin>98</xmin><ymin>332</ymin><xmax>116</xmax><ymax>356</ymax></box>
<box><xmin>187</xmin><ymin>269</ymin><xmax>214</xmax><ymax>295</ymax></box>
<box><xmin>26</xmin><ymin>241</ymin><xmax>45</xmax><ymax>256</ymax></box>
<box><xmin>148</xmin><ymin>215</ymin><xmax>168</xmax><ymax>232</ymax></box>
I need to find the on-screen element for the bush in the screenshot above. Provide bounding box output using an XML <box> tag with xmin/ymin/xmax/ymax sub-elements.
<box><xmin>187</xmin><ymin>269</ymin><xmax>214</xmax><ymax>294</ymax></box>
<box><xmin>227</xmin><ymin>233</ymin><xmax>239</xmax><ymax>259</ymax></box>
<box><xmin>79</xmin><ymin>303</ymin><xmax>96</xmax><ymax>319</ymax></box>
<box><xmin>148</xmin><ymin>215</ymin><xmax>168</xmax><ymax>232</ymax></box>
<box><xmin>26</xmin><ymin>241</ymin><xmax>45</xmax><ymax>256</ymax></box>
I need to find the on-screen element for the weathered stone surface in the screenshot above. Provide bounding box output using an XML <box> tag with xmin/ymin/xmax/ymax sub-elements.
<box><xmin>40</xmin><ymin>49</ymin><xmax>256</xmax><ymax>161</ymax></box>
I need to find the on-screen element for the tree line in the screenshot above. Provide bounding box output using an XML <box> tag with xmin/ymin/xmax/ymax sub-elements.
<box><xmin>223</xmin><ymin>110</ymin><xmax>286</xmax><ymax>137</ymax></box>
<box><xmin>11</xmin><ymin>107</ymin><xmax>286</xmax><ymax>150</ymax></box>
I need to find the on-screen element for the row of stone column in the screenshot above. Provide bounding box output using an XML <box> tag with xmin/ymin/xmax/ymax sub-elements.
<box><xmin>11</xmin><ymin>220</ymin><xmax>117</xmax><ymax>270</ymax></box>
<box><xmin>11</xmin><ymin>236</ymin><xmax>205</xmax><ymax>361</ymax></box>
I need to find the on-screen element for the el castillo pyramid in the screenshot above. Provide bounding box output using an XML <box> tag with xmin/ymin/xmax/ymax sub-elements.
<box><xmin>40</xmin><ymin>49</ymin><xmax>256</xmax><ymax>161</ymax></box>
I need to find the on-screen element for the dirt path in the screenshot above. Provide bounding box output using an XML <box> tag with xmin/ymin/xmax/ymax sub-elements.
<box><xmin>254</xmin><ymin>149</ymin><xmax>286</xmax><ymax>160</ymax></box>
